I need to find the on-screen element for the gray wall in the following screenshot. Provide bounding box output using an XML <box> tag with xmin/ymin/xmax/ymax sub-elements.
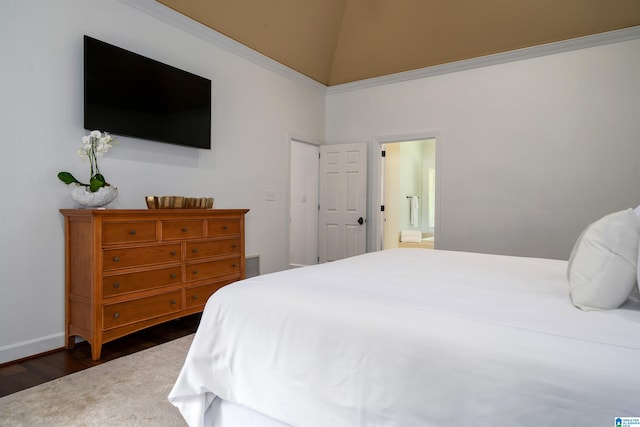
<box><xmin>0</xmin><ymin>0</ymin><xmax>325</xmax><ymax>363</ymax></box>
<box><xmin>326</xmin><ymin>38</ymin><xmax>640</xmax><ymax>260</ymax></box>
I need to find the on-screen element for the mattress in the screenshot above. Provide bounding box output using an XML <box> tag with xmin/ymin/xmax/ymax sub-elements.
<box><xmin>169</xmin><ymin>248</ymin><xmax>640</xmax><ymax>427</ymax></box>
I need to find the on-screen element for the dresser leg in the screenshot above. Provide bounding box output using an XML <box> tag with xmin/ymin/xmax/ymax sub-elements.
<box><xmin>91</xmin><ymin>343</ymin><xmax>102</xmax><ymax>361</ymax></box>
<box><xmin>66</xmin><ymin>335</ymin><xmax>76</xmax><ymax>350</ymax></box>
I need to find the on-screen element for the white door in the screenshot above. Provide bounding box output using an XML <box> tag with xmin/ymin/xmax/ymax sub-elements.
<box><xmin>319</xmin><ymin>143</ymin><xmax>367</xmax><ymax>262</ymax></box>
<box><xmin>289</xmin><ymin>141</ymin><xmax>319</xmax><ymax>268</ymax></box>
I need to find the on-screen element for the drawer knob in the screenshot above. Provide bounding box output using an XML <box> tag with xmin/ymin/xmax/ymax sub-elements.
<box><xmin>129</xmin><ymin>230</ymin><xmax>136</xmax><ymax>235</ymax></box>
<box><xmin>192</xmin><ymin>295</ymin><xmax>198</xmax><ymax>300</ymax></box>
<box><xmin>192</xmin><ymin>248</ymin><xmax>198</xmax><ymax>253</ymax></box>
<box><xmin>114</xmin><ymin>312</ymin><xmax>120</xmax><ymax>319</ymax></box>
<box><xmin>170</xmin><ymin>299</ymin><xmax>177</xmax><ymax>305</ymax></box>
<box><xmin>192</xmin><ymin>270</ymin><xmax>198</xmax><ymax>275</ymax></box>
<box><xmin>113</xmin><ymin>256</ymin><xmax>120</xmax><ymax>262</ymax></box>
<box><xmin>232</xmin><ymin>263</ymin><xmax>237</xmax><ymax>268</ymax></box>
<box><xmin>182</xmin><ymin>227</ymin><xmax>188</xmax><ymax>232</ymax></box>
<box><xmin>222</xmin><ymin>225</ymin><xmax>228</xmax><ymax>230</ymax></box>
<box><xmin>170</xmin><ymin>251</ymin><xmax>177</xmax><ymax>256</ymax></box>
<box><xmin>170</xmin><ymin>273</ymin><xmax>177</xmax><ymax>279</ymax></box>
<box><xmin>113</xmin><ymin>282</ymin><xmax>120</xmax><ymax>288</ymax></box>
<box><xmin>231</xmin><ymin>244</ymin><xmax>237</xmax><ymax>248</ymax></box>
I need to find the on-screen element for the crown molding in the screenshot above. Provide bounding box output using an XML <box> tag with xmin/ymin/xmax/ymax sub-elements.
<box><xmin>118</xmin><ymin>1</ymin><xmax>640</xmax><ymax>97</ymax></box>
<box><xmin>327</xmin><ymin>25</ymin><xmax>640</xmax><ymax>95</ymax></box>
<box><xmin>117</xmin><ymin>0</ymin><xmax>327</xmax><ymax>94</ymax></box>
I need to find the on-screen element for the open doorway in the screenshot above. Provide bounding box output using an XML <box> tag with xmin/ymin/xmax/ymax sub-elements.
<box><xmin>381</xmin><ymin>138</ymin><xmax>436</xmax><ymax>250</ymax></box>
<box><xmin>289</xmin><ymin>140</ymin><xmax>319</xmax><ymax>268</ymax></box>
<box><xmin>290</xmin><ymin>139</ymin><xmax>369</xmax><ymax>267</ymax></box>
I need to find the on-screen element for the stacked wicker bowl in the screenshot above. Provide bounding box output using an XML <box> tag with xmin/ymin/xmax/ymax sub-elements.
<box><xmin>145</xmin><ymin>196</ymin><xmax>214</xmax><ymax>209</ymax></box>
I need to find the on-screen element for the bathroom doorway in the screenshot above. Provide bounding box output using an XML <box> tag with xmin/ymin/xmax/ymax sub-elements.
<box><xmin>381</xmin><ymin>138</ymin><xmax>436</xmax><ymax>250</ymax></box>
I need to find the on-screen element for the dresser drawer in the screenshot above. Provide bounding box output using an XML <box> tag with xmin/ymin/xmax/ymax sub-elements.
<box><xmin>185</xmin><ymin>280</ymin><xmax>234</xmax><ymax>309</ymax></box>
<box><xmin>103</xmin><ymin>266</ymin><xmax>182</xmax><ymax>297</ymax></box>
<box><xmin>102</xmin><ymin>291</ymin><xmax>182</xmax><ymax>330</ymax></box>
<box><xmin>103</xmin><ymin>243</ymin><xmax>182</xmax><ymax>271</ymax></box>
<box><xmin>207</xmin><ymin>219</ymin><xmax>240</xmax><ymax>237</ymax></box>
<box><xmin>103</xmin><ymin>221</ymin><xmax>157</xmax><ymax>245</ymax></box>
<box><xmin>186</xmin><ymin>238</ymin><xmax>240</xmax><ymax>260</ymax></box>
<box><xmin>187</xmin><ymin>257</ymin><xmax>241</xmax><ymax>282</ymax></box>
<box><xmin>162</xmin><ymin>220</ymin><xmax>204</xmax><ymax>240</ymax></box>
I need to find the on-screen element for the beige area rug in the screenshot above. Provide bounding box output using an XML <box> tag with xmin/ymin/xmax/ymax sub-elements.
<box><xmin>0</xmin><ymin>334</ymin><xmax>194</xmax><ymax>427</ymax></box>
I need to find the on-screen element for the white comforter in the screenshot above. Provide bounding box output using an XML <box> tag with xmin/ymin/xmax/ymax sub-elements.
<box><xmin>169</xmin><ymin>249</ymin><xmax>640</xmax><ymax>427</ymax></box>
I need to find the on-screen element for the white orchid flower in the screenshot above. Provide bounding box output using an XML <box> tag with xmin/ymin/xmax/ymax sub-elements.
<box><xmin>60</xmin><ymin>130</ymin><xmax>119</xmax><ymax>191</ymax></box>
<box><xmin>97</xmin><ymin>145</ymin><xmax>110</xmax><ymax>156</ymax></box>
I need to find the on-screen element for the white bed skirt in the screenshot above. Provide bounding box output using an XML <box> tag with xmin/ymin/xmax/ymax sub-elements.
<box><xmin>210</xmin><ymin>398</ymin><xmax>294</xmax><ymax>427</ymax></box>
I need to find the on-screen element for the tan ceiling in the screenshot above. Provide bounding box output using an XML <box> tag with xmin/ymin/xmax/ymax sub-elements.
<box><xmin>156</xmin><ymin>0</ymin><xmax>640</xmax><ymax>86</ymax></box>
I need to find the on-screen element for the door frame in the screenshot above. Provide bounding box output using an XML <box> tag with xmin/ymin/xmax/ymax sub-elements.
<box><xmin>372</xmin><ymin>131</ymin><xmax>443</xmax><ymax>251</ymax></box>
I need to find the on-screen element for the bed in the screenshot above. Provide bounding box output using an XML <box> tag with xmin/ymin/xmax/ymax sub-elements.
<box><xmin>169</xmin><ymin>210</ymin><xmax>640</xmax><ymax>427</ymax></box>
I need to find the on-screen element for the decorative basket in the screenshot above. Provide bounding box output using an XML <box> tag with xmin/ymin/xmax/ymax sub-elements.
<box><xmin>145</xmin><ymin>196</ymin><xmax>214</xmax><ymax>209</ymax></box>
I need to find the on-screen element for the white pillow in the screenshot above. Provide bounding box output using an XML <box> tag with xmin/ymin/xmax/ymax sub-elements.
<box><xmin>567</xmin><ymin>208</ymin><xmax>640</xmax><ymax>310</ymax></box>
<box><xmin>628</xmin><ymin>285</ymin><xmax>640</xmax><ymax>302</ymax></box>
<box><xmin>634</xmin><ymin>205</ymin><xmax>640</xmax><ymax>302</ymax></box>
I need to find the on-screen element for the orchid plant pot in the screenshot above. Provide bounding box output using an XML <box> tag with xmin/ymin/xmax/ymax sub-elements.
<box><xmin>69</xmin><ymin>183</ymin><xmax>118</xmax><ymax>208</ymax></box>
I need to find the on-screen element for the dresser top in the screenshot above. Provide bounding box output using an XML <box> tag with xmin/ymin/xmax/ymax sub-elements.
<box><xmin>60</xmin><ymin>208</ymin><xmax>249</xmax><ymax>219</ymax></box>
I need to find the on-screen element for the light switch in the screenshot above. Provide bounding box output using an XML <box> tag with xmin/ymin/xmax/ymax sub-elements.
<box><xmin>265</xmin><ymin>191</ymin><xmax>276</xmax><ymax>201</ymax></box>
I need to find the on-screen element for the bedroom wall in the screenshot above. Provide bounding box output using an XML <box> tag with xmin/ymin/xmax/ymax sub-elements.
<box><xmin>0</xmin><ymin>0</ymin><xmax>324</xmax><ymax>363</ymax></box>
<box><xmin>326</xmin><ymin>37</ymin><xmax>640</xmax><ymax>260</ymax></box>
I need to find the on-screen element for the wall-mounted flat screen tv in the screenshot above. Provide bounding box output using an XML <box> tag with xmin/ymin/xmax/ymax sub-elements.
<box><xmin>84</xmin><ymin>35</ymin><xmax>212</xmax><ymax>149</ymax></box>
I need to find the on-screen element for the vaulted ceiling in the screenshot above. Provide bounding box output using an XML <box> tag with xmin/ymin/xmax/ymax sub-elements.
<box><xmin>156</xmin><ymin>0</ymin><xmax>640</xmax><ymax>86</ymax></box>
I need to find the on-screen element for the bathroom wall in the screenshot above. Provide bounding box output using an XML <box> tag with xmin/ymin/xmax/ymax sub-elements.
<box><xmin>422</xmin><ymin>139</ymin><xmax>436</xmax><ymax>232</ymax></box>
<box><xmin>398</xmin><ymin>141</ymin><xmax>424</xmax><ymax>231</ymax></box>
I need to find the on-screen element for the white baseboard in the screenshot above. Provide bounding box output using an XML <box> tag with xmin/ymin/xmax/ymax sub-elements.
<box><xmin>0</xmin><ymin>333</ymin><xmax>65</xmax><ymax>364</ymax></box>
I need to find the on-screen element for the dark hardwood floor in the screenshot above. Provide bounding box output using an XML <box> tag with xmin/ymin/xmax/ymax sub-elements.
<box><xmin>0</xmin><ymin>313</ymin><xmax>201</xmax><ymax>398</ymax></box>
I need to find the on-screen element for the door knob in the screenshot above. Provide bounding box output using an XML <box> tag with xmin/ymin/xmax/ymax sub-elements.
<box><xmin>357</xmin><ymin>217</ymin><xmax>364</xmax><ymax>225</ymax></box>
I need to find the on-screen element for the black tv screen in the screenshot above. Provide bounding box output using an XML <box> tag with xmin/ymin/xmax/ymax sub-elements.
<box><xmin>84</xmin><ymin>35</ymin><xmax>212</xmax><ymax>149</ymax></box>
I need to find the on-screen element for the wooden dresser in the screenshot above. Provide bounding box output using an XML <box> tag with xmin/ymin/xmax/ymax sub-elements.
<box><xmin>60</xmin><ymin>208</ymin><xmax>249</xmax><ymax>360</ymax></box>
